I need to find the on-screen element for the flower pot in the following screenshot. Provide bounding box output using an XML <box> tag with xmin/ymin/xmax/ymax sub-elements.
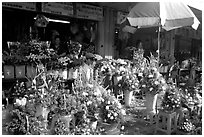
<box><xmin>101</xmin><ymin>122</ymin><xmax>120</xmax><ymax>135</ymax></box>
<box><xmin>145</xmin><ymin>93</ymin><xmax>158</xmax><ymax>114</ymax></box>
<box><xmin>68</xmin><ymin>68</ymin><xmax>78</xmax><ymax>79</ymax></box>
<box><xmin>125</xmin><ymin>90</ymin><xmax>133</xmax><ymax>107</ymax></box>
<box><xmin>3</xmin><ymin>65</ymin><xmax>14</xmax><ymax>78</ymax></box>
<box><xmin>59</xmin><ymin>115</ymin><xmax>73</xmax><ymax>130</ymax></box>
<box><xmin>15</xmin><ymin>65</ymin><xmax>26</xmax><ymax>78</ymax></box>
<box><xmin>26</xmin><ymin>65</ymin><xmax>37</xmax><ymax>78</ymax></box>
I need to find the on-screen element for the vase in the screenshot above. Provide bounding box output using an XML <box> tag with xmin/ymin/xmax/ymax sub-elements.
<box><xmin>90</xmin><ymin>121</ymin><xmax>98</xmax><ymax>130</ymax></box>
<box><xmin>3</xmin><ymin>65</ymin><xmax>14</xmax><ymax>79</ymax></box>
<box><xmin>145</xmin><ymin>93</ymin><xmax>158</xmax><ymax>114</ymax></box>
<box><xmin>68</xmin><ymin>68</ymin><xmax>78</xmax><ymax>79</ymax></box>
<box><xmin>15</xmin><ymin>65</ymin><xmax>26</xmax><ymax>78</ymax></box>
<box><xmin>124</xmin><ymin>90</ymin><xmax>133</xmax><ymax>107</ymax></box>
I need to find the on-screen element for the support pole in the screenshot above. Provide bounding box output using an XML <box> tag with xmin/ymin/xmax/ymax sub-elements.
<box><xmin>158</xmin><ymin>21</ymin><xmax>162</xmax><ymax>68</ymax></box>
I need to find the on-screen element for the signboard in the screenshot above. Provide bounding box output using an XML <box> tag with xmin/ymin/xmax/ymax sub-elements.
<box><xmin>42</xmin><ymin>2</ymin><xmax>73</xmax><ymax>16</ymax></box>
<box><xmin>76</xmin><ymin>3</ymin><xmax>103</xmax><ymax>21</ymax></box>
<box><xmin>117</xmin><ymin>11</ymin><xmax>128</xmax><ymax>24</ymax></box>
<box><xmin>2</xmin><ymin>2</ymin><xmax>36</xmax><ymax>11</ymax></box>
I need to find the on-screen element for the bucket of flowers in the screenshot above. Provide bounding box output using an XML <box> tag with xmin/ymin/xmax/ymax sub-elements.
<box><xmin>140</xmin><ymin>66</ymin><xmax>167</xmax><ymax>114</ymax></box>
<box><xmin>120</xmin><ymin>72</ymin><xmax>140</xmax><ymax>107</ymax></box>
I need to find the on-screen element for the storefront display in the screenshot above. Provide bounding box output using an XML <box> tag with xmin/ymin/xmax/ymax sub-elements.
<box><xmin>2</xmin><ymin>2</ymin><xmax>202</xmax><ymax>135</ymax></box>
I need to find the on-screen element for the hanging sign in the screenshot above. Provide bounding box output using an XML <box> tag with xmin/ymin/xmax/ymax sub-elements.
<box><xmin>76</xmin><ymin>3</ymin><xmax>103</xmax><ymax>21</ymax></box>
<box><xmin>42</xmin><ymin>2</ymin><xmax>73</xmax><ymax>16</ymax></box>
<box><xmin>2</xmin><ymin>2</ymin><xmax>36</xmax><ymax>11</ymax></box>
<box><xmin>117</xmin><ymin>11</ymin><xmax>128</xmax><ymax>24</ymax></box>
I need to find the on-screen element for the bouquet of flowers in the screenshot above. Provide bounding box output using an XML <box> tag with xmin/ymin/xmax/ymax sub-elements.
<box><xmin>178</xmin><ymin>118</ymin><xmax>195</xmax><ymax>133</ymax></box>
<box><xmin>140</xmin><ymin>67</ymin><xmax>166</xmax><ymax>95</ymax></box>
<box><xmin>132</xmin><ymin>49</ymin><xmax>148</xmax><ymax>73</ymax></box>
<box><xmin>120</xmin><ymin>73</ymin><xmax>140</xmax><ymax>93</ymax></box>
<box><xmin>26</xmin><ymin>41</ymin><xmax>53</xmax><ymax>65</ymax></box>
<box><xmin>161</xmin><ymin>84</ymin><xmax>181</xmax><ymax>112</ymax></box>
<box><xmin>100</xmin><ymin>93</ymin><xmax>123</xmax><ymax>124</ymax></box>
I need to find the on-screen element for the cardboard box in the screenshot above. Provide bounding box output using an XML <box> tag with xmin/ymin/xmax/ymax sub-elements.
<box><xmin>15</xmin><ymin>65</ymin><xmax>26</xmax><ymax>78</ymax></box>
<box><xmin>3</xmin><ymin>65</ymin><xmax>14</xmax><ymax>78</ymax></box>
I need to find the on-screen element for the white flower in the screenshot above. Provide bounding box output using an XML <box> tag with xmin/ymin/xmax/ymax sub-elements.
<box><xmin>106</xmin><ymin>106</ymin><xmax>110</xmax><ymax>110</ymax></box>
<box><xmin>15</xmin><ymin>98</ymin><xmax>21</xmax><ymax>106</ymax></box>
<box><xmin>148</xmin><ymin>75</ymin><xmax>153</xmax><ymax>78</ymax></box>
<box><xmin>138</xmin><ymin>73</ymin><xmax>143</xmax><ymax>76</ymax></box>
<box><xmin>21</xmin><ymin>97</ymin><xmax>27</xmax><ymax>106</ymax></box>
<box><xmin>87</xmin><ymin>101</ymin><xmax>92</xmax><ymax>105</ymax></box>
<box><xmin>107</xmin><ymin>113</ymin><xmax>111</xmax><ymax>118</ymax></box>
<box><xmin>161</xmin><ymin>79</ymin><xmax>166</xmax><ymax>84</ymax></box>
<box><xmin>114</xmin><ymin>113</ymin><xmax>118</xmax><ymax>117</ymax></box>
<box><xmin>154</xmin><ymin>81</ymin><xmax>159</xmax><ymax>85</ymax></box>
<box><xmin>121</xmin><ymin>126</ymin><xmax>125</xmax><ymax>130</ymax></box>
<box><xmin>121</xmin><ymin>109</ymin><xmax>126</xmax><ymax>115</ymax></box>
<box><xmin>110</xmin><ymin>116</ymin><xmax>114</xmax><ymax>120</ymax></box>
<box><xmin>142</xmin><ymin>85</ymin><xmax>146</xmax><ymax>88</ymax></box>
<box><xmin>128</xmin><ymin>80</ymin><xmax>132</xmax><ymax>83</ymax></box>
<box><xmin>107</xmin><ymin>101</ymin><xmax>111</xmax><ymax>104</ymax></box>
<box><xmin>101</xmin><ymin>98</ymin><xmax>105</xmax><ymax>102</ymax></box>
<box><xmin>118</xmin><ymin>103</ymin><xmax>122</xmax><ymax>109</ymax></box>
<box><xmin>149</xmin><ymin>87</ymin><xmax>153</xmax><ymax>91</ymax></box>
<box><xmin>131</xmin><ymin>85</ymin><xmax>135</xmax><ymax>89</ymax></box>
<box><xmin>82</xmin><ymin>92</ymin><xmax>88</xmax><ymax>96</ymax></box>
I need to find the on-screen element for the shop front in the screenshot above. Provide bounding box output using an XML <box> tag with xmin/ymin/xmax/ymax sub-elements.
<box><xmin>2</xmin><ymin>2</ymin><xmax>102</xmax><ymax>54</ymax></box>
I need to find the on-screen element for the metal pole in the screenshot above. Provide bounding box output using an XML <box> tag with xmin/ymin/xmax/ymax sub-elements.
<box><xmin>158</xmin><ymin>21</ymin><xmax>161</xmax><ymax>68</ymax></box>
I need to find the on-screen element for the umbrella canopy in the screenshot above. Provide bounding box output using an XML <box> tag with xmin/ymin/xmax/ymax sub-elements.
<box><xmin>126</xmin><ymin>2</ymin><xmax>200</xmax><ymax>31</ymax></box>
<box><xmin>121</xmin><ymin>2</ymin><xmax>200</xmax><ymax>66</ymax></box>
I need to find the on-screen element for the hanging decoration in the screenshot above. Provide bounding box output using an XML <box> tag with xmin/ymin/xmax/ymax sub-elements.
<box><xmin>34</xmin><ymin>14</ymin><xmax>49</xmax><ymax>27</ymax></box>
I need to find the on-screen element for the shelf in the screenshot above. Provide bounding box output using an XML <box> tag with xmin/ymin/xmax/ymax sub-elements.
<box><xmin>2</xmin><ymin>78</ymin><xmax>28</xmax><ymax>83</ymax></box>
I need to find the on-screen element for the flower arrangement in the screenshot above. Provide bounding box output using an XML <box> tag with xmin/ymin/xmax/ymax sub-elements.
<box><xmin>161</xmin><ymin>84</ymin><xmax>181</xmax><ymax>112</ymax></box>
<box><xmin>181</xmin><ymin>86</ymin><xmax>202</xmax><ymax>106</ymax></box>
<box><xmin>140</xmin><ymin>67</ymin><xmax>166</xmax><ymax>95</ymax></box>
<box><xmin>5</xmin><ymin>91</ymin><xmax>48</xmax><ymax>135</ymax></box>
<box><xmin>5</xmin><ymin>107</ymin><xmax>28</xmax><ymax>135</ymax></box>
<box><xmin>120</xmin><ymin>73</ymin><xmax>140</xmax><ymax>93</ymax></box>
<box><xmin>132</xmin><ymin>49</ymin><xmax>148</xmax><ymax>73</ymax></box>
<box><xmin>137</xmin><ymin>53</ymin><xmax>167</xmax><ymax>96</ymax></box>
<box><xmin>100</xmin><ymin>92</ymin><xmax>123</xmax><ymax>124</ymax></box>
<box><xmin>4</xmin><ymin>53</ymin><xmax>127</xmax><ymax>135</ymax></box>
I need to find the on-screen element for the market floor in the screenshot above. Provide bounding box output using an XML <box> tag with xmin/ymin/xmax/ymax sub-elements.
<box><xmin>120</xmin><ymin>95</ymin><xmax>173</xmax><ymax>135</ymax></box>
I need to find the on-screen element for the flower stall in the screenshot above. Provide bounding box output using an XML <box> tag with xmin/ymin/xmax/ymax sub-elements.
<box><xmin>2</xmin><ymin>40</ymin><xmax>202</xmax><ymax>135</ymax></box>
